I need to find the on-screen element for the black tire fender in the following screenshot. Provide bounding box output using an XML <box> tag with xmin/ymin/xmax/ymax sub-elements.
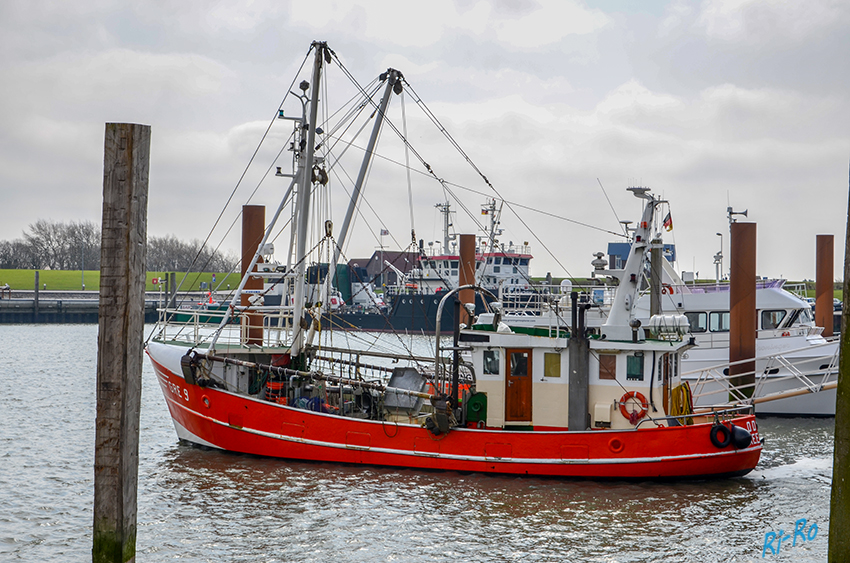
<box><xmin>710</xmin><ymin>423</ymin><xmax>733</xmax><ymax>449</ymax></box>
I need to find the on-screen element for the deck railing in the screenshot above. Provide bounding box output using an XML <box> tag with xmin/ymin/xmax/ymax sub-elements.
<box><xmin>682</xmin><ymin>340</ymin><xmax>839</xmax><ymax>407</ymax></box>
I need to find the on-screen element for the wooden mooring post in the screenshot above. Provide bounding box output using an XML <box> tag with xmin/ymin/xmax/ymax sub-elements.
<box><xmin>729</xmin><ymin>222</ymin><xmax>756</xmax><ymax>400</ymax></box>
<box><xmin>830</xmin><ymin>164</ymin><xmax>850</xmax><ymax>560</ymax></box>
<box><xmin>816</xmin><ymin>234</ymin><xmax>835</xmax><ymax>337</ymax></box>
<box><xmin>34</xmin><ymin>271</ymin><xmax>39</xmax><ymax>317</ymax></box>
<box><xmin>92</xmin><ymin>123</ymin><xmax>150</xmax><ymax>563</ymax></box>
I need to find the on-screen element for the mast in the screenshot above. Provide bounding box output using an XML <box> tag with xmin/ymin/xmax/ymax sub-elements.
<box><xmin>305</xmin><ymin>69</ymin><xmax>402</xmax><ymax>347</ymax></box>
<box><xmin>482</xmin><ymin>198</ymin><xmax>502</xmax><ymax>246</ymax></box>
<box><xmin>600</xmin><ymin>187</ymin><xmax>659</xmax><ymax>341</ymax></box>
<box><xmin>207</xmin><ymin>43</ymin><xmax>323</xmax><ymax>352</ymax></box>
<box><xmin>290</xmin><ymin>42</ymin><xmax>326</xmax><ymax>356</ymax></box>
<box><xmin>435</xmin><ymin>201</ymin><xmax>454</xmax><ymax>255</ymax></box>
<box><xmin>478</xmin><ymin>198</ymin><xmax>502</xmax><ymax>283</ymax></box>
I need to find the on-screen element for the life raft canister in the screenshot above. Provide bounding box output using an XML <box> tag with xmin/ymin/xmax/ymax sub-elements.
<box><xmin>619</xmin><ymin>391</ymin><xmax>648</xmax><ymax>425</ymax></box>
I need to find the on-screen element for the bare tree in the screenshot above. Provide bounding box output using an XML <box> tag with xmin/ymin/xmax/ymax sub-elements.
<box><xmin>147</xmin><ymin>235</ymin><xmax>237</xmax><ymax>272</ymax></box>
<box><xmin>69</xmin><ymin>221</ymin><xmax>101</xmax><ymax>270</ymax></box>
<box><xmin>0</xmin><ymin>239</ymin><xmax>36</xmax><ymax>269</ymax></box>
<box><xmin>0</xmin><ymin>219</ymin><xmax>235</xmax><ymax>273</ymax></box>
<box><xmin>24</xmin><ymin>220</ymin><xmax>64</xmax><ymax>269</ymax></box>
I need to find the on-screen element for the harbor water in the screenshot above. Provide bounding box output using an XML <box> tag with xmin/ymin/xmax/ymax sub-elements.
<box><xmin>0</xmin><ymin>324</ymin><xmax>834</xmax><ymax>562</ymax></box>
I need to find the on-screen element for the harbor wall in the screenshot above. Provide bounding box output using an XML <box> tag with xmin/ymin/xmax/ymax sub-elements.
<box><xmin>0</xmin><ymin>290</ymin><xmax>187</xmax><ymax>324</ymax></box>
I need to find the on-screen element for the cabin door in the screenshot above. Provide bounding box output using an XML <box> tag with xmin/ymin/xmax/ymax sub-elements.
<box><xmin>505</xmin><ymin>349</ymin><xmax>532</xmax><ymax>422</ymax></box>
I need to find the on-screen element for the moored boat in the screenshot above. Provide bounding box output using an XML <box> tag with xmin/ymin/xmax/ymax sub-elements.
<box><xmin>146</xmin><ymin>42</ymin><xmax>761</xmax><ymax>480</ymax></box>
<box><xmin>490</xmin><ymin>224</ymin><xmax>839</xmax><ymax>416</ymax></box>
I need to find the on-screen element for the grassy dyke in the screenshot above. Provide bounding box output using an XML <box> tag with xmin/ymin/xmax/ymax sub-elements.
<box><xmin>0</xmin><ymin>269</ymin><xmax>241</xmax><ymax>292</ymax></box>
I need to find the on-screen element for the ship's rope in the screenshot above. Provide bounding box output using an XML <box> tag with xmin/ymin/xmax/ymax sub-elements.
<box><xmin>670</xmin><ymin>382</ymin><xmax>694</xmax><ymax>425</ymax></box>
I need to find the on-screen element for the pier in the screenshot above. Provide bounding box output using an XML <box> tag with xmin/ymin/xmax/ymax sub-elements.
<box><xmin>0</xmin><ymin>290</ymin><xmax>179</xmax><ymax>323</ymax></box>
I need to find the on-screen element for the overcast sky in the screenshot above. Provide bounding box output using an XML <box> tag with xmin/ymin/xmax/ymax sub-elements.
<box><xmin>2</xmin><ymin>0</ymin><xmax>848</xmax><ymax>281</ymax></box>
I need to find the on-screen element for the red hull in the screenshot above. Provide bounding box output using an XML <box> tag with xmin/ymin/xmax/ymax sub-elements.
<box><xmin>150</xmin><ymin>354</ymin><xmax>761</xmax><ymax>479</ymax></box>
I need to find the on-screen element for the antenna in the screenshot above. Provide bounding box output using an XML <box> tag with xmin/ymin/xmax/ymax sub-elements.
<box><xmin>727</xmin><ymin>206</ymin><xmax>748</xmax><ymax>224</ymax></box>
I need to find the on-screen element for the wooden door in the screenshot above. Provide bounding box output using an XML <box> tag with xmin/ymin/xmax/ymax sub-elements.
<box><xmin>505</xmin><ymin>349</ymin><xmax>532</xmax><ymax>422</ymax></box>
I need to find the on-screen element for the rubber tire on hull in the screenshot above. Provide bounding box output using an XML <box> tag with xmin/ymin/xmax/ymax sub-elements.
<box><xmin>710</xmin><ymin>424</ymin><xmax>733</xmax><ymax>449</ymax></box>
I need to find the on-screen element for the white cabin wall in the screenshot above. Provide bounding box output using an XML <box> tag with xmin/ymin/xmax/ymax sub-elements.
<box><xmin>530</xmin><ymin>348</ymin><xmax>569</xmax><ymax>429</ymax></box>
<box><xmin>587</xmin><ymin>349</ymin><xmax>668</xmax><ymax>430</ymax></box>
<box><xmin>473</xmin><ymin>349</ymin><xmax>505</xmax><ymax>428</ymax></box>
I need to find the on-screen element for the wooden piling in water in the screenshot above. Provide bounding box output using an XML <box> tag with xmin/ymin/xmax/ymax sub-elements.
<box><xmin>816</xmin><ymin>234</ymin><xmax>834</xmax><ymax>337</ymax></box>
<box><xmin>92</xmin><ymin>123</ymin><xmax>150</xmax><ymax>563</ymax></box>
<box><xmin>168</xmin><ymin>271</ymin><xmax>176</xmax><ymax>309</ymax></box>
<box><xmin>729</xmin><ymin>222</ymin><xmax>756</xmax><ymax>400</ymax></box>
<box><xmin>457</xmin><ymin>234</ymin><xmax>475</xmax><ymax>327</ymax></box>
<box><xmin>34</xmin><ymin>271</ymin><xmax>39</xmax><ymax>316</ymax></box>
<box><xmin>829</xmin><ymin>165</ymin><xmax>850</xmax><ymax>560</ymax></box>
<box><xmin>241</xmin><ymin>205</ymin><xmax>265</xmax><ymax>346</ymax></box>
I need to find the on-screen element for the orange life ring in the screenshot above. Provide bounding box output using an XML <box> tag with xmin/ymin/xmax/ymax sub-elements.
<box><xmin>619</xmin><ymin>391</ymin><xmax>648</xmax><ymax>424</ymax></box>
<box><xmin>661</xmin><ymin>283</ymin><xmax>673</xmax><ymax>295</ymax></box>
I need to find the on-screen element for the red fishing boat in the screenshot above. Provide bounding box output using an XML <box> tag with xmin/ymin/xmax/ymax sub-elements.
<box><xmin>146</xmin><ymin>41</ymin><xmax>761</xmax><ymax>479</ymax></box>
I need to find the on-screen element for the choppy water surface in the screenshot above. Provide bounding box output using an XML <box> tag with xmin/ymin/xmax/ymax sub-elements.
<box><xmin>0</xmin><ymin>324</ymin><xmax>834</xmax><ymax>562</ymax></box>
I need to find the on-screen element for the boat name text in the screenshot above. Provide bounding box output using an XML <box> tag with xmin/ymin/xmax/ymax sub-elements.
<box><xmin>165</xmin><ymin>379</ymin><xmax>189</xmax><ymax>402</ymax></box>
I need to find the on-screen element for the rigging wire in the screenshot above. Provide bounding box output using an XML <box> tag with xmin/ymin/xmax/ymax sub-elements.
<box><xmin>318</xmin><ymin>133</ymin><xmax>625</xmax><ymax>238</ymax></box>
<box><xmin>171</xmin><ymin>44</ymin><xmax>315</xmax><ymax>295</ymax></box>
<box><xmin>401</xmin><ymin>78</ymin><xmax>577</xmax><ymax>278</ymax></box>
<box><xmin>597</xmin><ymin>177</ymin><xmax>624</xmax><ymax>235</ymax></box>
<box><xmin>328</xmin><ymin>50</ymin><xmax>630</xmax><ymax>287</ymax></box>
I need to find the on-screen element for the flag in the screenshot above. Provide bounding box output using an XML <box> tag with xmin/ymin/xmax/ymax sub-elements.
<box><xmin>481</xmin><ymin>209</ymin><xmax>489</xmax><ymax>215</ymax></box>
<box><xmin>380</xmin><ymin>228</ymin><xmax>389</xmax><ymax>236</ymax></box>
<box><xmin>663</xmin><ymin>212</ymin><xmax>673</xmax><ymax>232</ymax></box>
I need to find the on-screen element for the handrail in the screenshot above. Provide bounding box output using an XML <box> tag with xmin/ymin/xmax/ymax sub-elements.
<box><xmin>684</xmin><ymin>339</ymin><xmax>839</xmax><ymax>406</ymax></box>
<box><xmin>634</xmin><ymin>404</ymin><xmax>753</xmax><ymax>429</ymax></box>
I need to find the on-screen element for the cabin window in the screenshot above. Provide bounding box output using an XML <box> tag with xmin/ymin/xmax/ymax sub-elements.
<box><xmin>685</xmin><ymin>312</ymin><xmax>707</xmax><ymax>333</ymax></box>
<box><xmin>494</xmin><ymin>266</ymin><xmax>501</xmax><ymax>273</ymax></box>
<box><xmin>761</xmin><ymin>309</ymin><xmax>786</xmax><ymax>330</ymax></box>
<box><xmin>599</xmin><ymin>354</ymin><xmax>617</xmax><ymax>380</ymax></box>
<box><xmin>494</xmin><ymin>257</ymin><xmax>501</xmax><ymax>265</ymax></box>
<box><xmin>709</xmin><ymin>311</ymin><xmax>730</xmax><ymax>332</ymax></box>
<box><xmin>520</xmin><ymin>258</ymin><xmax>529</xmax><ymax>266</ymax></box>
<box><xmin>660</xmin><ymin>352</ymin><xmax>678</xmax><ymax>383</ymax></box>
<box><xmin>544</xmin><ymin>353</ymin><xmax>561</xmax><ymax>378</ymax></box>
<box><xmin>510</xmin><ymin>351</ymin><xmax>529</xmax><ymax>376</ymax></box>
<box><xmin>483</xmin><ymin>350</ymin><xmax>500</xmax><ymax>375</ymax></box>
<box><xmin>626</xmin><ymin>354</ymin><xmax>644</xmax><ymax>381</ymax></box>
<box><xmin>429</xmin><ymin>261</ymin><xmax>436</xmax><ymax>268</ymax></box>
<box><xmin>450</xmin><ymin>261</ymin><xmax>458</xmax><ymax>268</ymax></box>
